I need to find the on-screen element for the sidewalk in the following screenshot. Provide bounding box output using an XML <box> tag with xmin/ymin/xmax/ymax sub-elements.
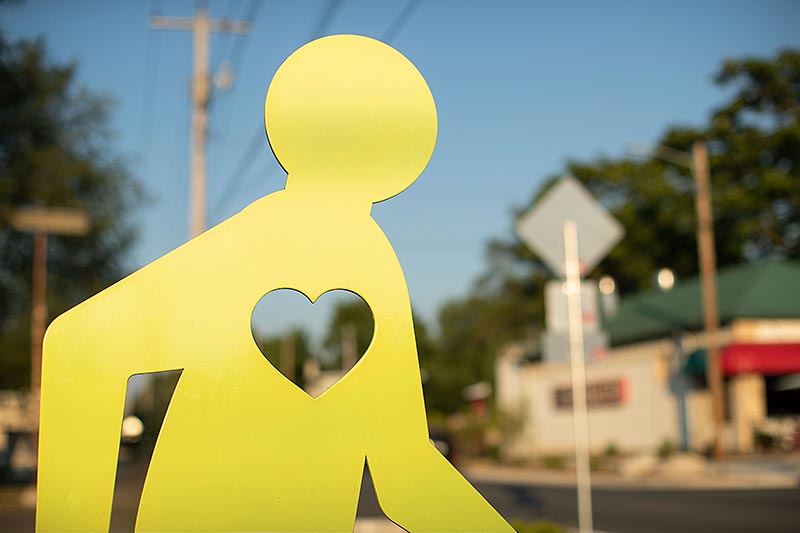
<box><xmin>354</xmin><ymin>518</ymin><xmax>404</xmax><ymax>532</ymax></box>
<box><xmin>463</xmin><ymin>454</ymin><xmax>800</xmax><ymax>490</ymax></box>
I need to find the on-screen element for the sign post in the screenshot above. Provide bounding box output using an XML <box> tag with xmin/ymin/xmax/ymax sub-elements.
<box><xmin>10</xmin><ymin>206</ymin><xmax>89</xmax><ymax>428</ymax></box>
<box><xmin>517</xmin><ymin>176</ymin><xmax>624</xmax><ymax>533</ymax></box>
<box><xmin>563</xmin><ymin>220</ymin><xmax>593</xmax><ymax>533</ymax></box>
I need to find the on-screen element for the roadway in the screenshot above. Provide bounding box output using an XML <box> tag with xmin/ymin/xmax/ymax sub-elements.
<box><xmin>2</xmin><ymin>461</ymin><xmax>798</xmax><ymax>532</ymax></box>
<box><xmin>356</xmin><ymin>469</ymin><xmax>800</xmax><ymax>533</ymax></box>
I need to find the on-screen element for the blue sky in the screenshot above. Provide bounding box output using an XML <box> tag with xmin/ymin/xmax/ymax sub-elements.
<box><xmin>3</xmin><ymin>0</ymin><xmax>800</xmax><ymax>342</ymax></box>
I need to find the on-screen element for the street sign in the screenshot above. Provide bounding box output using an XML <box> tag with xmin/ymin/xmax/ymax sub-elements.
<box><xmin>541</xmin><ymin>330</ymin><xmax>609</xmax><ymax>365</ymax></box>
<box><xmin>517</xmin><ymin>176</ymin><xmax>624</xmax><ymax>533</ymax></box>
<box><xmin>9</xmin><ymin>206</ymin><xmax>91</xmax><ymax>434</ymax></box>
<box><xmin>516</xmin><ymin>176</ymin><xmax>623</xmax><ymax>277</ymax></box>
<box><xmin>545</xmin><ymin>280</ymin><xmax>600</xmax><ymax>333</ymax></box>
<box><xmin>10</xmin><ymin>207</ymin><xmax>90</xmax><ymax>236</ymax></box>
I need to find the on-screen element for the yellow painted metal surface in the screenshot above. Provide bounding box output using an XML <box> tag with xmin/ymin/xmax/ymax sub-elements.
<box><xmin>36</xmin><ymin>35</ymin><xmax>513</xmax><ymax>532</ymax></box>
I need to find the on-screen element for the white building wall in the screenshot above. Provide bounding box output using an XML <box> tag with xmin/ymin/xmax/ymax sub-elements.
<box><xmin>497</xmin><ymin>340</ymin><xmax>681</xmax><ymax>458</ymax></box>
<box><xmin>528</xmin><ymin>356</ymin><xmax>678</xmax><ymax>455</ymax></box>
<box><xmin>497</xmin><ymin>319</ymin><xmax>800</xmax><ymax>459</ymax></box>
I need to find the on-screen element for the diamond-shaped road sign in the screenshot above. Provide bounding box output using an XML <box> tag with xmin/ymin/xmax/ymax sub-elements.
<box><xmin>517</xmin><ymin>176</ymin><xmax>624</xmax><ymax>278</ymax></box>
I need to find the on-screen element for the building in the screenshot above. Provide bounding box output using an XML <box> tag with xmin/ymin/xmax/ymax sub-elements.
<box><xmin>496</xmin><ymin>259</ymin><xmax>800</xmax><ymax>459</ymax></box>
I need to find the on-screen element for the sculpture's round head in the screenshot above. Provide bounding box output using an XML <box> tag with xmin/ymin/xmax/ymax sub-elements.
<box><xmin>265</xmin><ymin>34</ymin><xmax>437</xmax><ymax>204</ymax></box>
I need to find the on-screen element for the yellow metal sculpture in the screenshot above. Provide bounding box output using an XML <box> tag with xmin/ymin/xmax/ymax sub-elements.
<box><xmin>37</xmin><ymin>34</ymin><xmax>513</xmax><ymax>533</ymax></box>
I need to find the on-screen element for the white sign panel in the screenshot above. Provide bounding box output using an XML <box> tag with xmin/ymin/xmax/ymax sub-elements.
<box><xmin>516</xmin><ymin>176</ymin><xmax>624</xmax><ymax>277</ymax></box>
<box><xmin>541</xmin><ymin>330</ymin><xmax>609</xmax><ymax>365</ymax></box>
<box><xmin>545</xmin><ymin>280</ymin><xmax>600</xmax><ymax>333</ymax></box>
<box><xmin>10</xmin><ymin>207</ymin><xmax>89</xmax><ymax>236</ymax></box>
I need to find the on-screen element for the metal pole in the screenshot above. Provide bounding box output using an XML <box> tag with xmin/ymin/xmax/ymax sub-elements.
<box><xmin>671</xmin><ymin>330</ymin><xmax>690</xmax><ymax>451</ymax></box>
<box><xmin>151</xmin><ymin>9</ymin><xmax>249</xmax><ymax>238</ymax></box>
<box><xmin>564</xmin><ymin>221</ymin><xmax>593</xmax><ymax>533</ymax></box>
<box><xmin>30</xmin><ymin>232</ymin><xmax>47</xmax><ymax>429</ymax></box>
<box><xmin>10</xmin><ymin>207</ymin><xmax>88</xmax><ymax>430</ymax></box>
<box><xmin>692</xmin><ymin>141</ymin><xmax>725</xmax><ymax>459</ymax></box>
<box><xmin>190</xmin><ymin>6</ymin><xmax>210</xmax><ymax>238</ymax></box>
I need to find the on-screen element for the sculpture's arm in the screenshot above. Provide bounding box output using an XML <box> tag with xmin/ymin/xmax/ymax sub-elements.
<box><xmin>358</xmin><ymin>254</ymin><xmax>514</xmax><ymax>532</ymax></box>
<box><xmin>369</xmin><ymin>441</ymin><xmax>514</xmax><ymax>533</ymax></box>
<box><xmin>36</xmin><ymin>293</ymin><xmax>184</xmax><ymax>533</ymax></box>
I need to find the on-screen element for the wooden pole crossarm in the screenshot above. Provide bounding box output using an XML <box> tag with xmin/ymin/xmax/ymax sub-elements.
<box><xmin>150</xmin><ymin>16</ymin><xmax>251</xmax><ymax>34</ymax></box>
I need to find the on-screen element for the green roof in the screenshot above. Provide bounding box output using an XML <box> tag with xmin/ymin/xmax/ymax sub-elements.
<box><xmin>605</xmin><ymin>259</ymin><xmax>800</xmax><ymax>346</ymax></box>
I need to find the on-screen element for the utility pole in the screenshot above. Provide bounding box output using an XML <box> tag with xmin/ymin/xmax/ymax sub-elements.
<box><xmin>280</xmin><ymin>333</ymin><xmax>296</xmax><ymax>383</ymax></box>
<box><xmin>10</xmin><ymin>207</ymin><xmax>89</xmax><ymax>430</ymax></box>
<box><xmin>151</xmin><ymin>4</ymin><xmax>250</xmax><ymax>238</ymax></box>
<box><xmin>692</xmin><ymin>141</ymin><xmax>725</xmax><ymax>459</ymax></box>
<box><xmin>341</xmin><ymin>324</ymin><xmax>357</xmax><ymax>370</ymax></box>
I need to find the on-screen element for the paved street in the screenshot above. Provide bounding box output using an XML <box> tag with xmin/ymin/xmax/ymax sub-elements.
<box><xmin>356</xmin><ymin>469</ymin><xmax>800</xmax><ymax>533</ymax></box>
<box><xmin>473</xmin><ymin>482</ymin><xmax>800</xmax><ymax>533</ymax></box>
<box><xmin>2</xmin><ymin>460</ymin><xmax>799</xmax><ymax>532</ymax></box>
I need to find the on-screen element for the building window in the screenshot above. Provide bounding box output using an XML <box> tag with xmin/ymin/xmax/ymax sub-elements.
<box><xmin>554</xmin><ymin>379</ymin><xmax>626</xmax><ymax>409</ymax></box>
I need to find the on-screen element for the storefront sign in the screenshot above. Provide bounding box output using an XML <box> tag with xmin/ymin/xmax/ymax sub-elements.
<box><xmin>555</xmin><ymin>378</ymin><xmax>627</xmax><ymax>409</ymax></box>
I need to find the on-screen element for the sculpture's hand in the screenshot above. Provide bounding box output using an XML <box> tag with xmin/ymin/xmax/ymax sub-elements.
<box><xmin>36</xmin><ymin>288</ymin><xmax>186</xmax><ymax>533</ymax></box>
<box><xmin>368</xmin><ymin>434</ymin><xmax>514</xmax><ymax>532</ymax></box>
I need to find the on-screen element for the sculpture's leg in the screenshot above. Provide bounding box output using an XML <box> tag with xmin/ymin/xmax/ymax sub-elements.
<box><xmin>368</xmin><ymin>441</ymin><xmax>514</xmax><ymax>533</ymax></box>
<box><xmin>37</xmin><ymin>279</ymin><xmax>188</xmax><ymax>533</ymax></box>
<box><xmin>37</xmin><ymin>310</ymin><xmax>148</xmax><ymax>533</ymax></box>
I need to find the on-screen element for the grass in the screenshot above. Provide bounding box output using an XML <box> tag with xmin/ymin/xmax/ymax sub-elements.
<box><xmin>540</xmin><ymin>455</ymin><xmax>567</xmax><ymax>470</ymax></box>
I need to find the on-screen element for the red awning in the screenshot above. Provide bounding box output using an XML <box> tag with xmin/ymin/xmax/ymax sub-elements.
<box><xmin>722</xmin><ymin>343</ymin><xmax>800</xmax><ymax>376</ymax></box>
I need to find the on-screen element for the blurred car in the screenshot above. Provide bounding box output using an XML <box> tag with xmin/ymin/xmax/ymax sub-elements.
<box><xmin>430</xmin><ymin>428</ymin><xmax>454</xmax><ymax>462</ymax></box>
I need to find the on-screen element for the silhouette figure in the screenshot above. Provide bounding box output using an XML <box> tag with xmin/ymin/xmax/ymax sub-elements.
<box><xmin>37</xmin><ymin>35</ymin><xmax>513</xmax><ymax>532</ymax></box>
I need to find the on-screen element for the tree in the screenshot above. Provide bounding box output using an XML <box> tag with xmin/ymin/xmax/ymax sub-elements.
<box><xmin>0</xmin><ymin>33</ymin><xmax>144</xmax><ymax>388</ymax></box>
<box><xmin>495</xmin><ymin>48</ymin><xmax>800</xmax><ymax>296</ymax></box>
<box><xmin>428</xmin><ymin>49</ymin><xmax>800</xmax><ymax>414</ymax></box>
<box><xmin>316</xmin><ymin>296</ymin><xmax>465</xmax><ymax>414</ymax></box>
<box><xmin>322</xmin><ymin>297</ymin><xmax>375</xmax><ymax>369</ymax></box>
<box><xmin>255</xmin><ymin>328</ymin><xmax>314</xmax><ymax>390</ymax></box>
<box><xmin>421</xmin><ymin>290</ymin><xmax>541</xmax><ymax>415</ymax></box>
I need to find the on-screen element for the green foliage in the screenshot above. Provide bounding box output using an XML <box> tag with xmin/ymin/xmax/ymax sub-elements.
<box><xmin>421</xmin><ymin>291</ymin><xmax>539</xmax><ymax>415</ymax></box>
<box><xmin>441</xmin><ymin>48</ymin><xmax>800</xmax><ymax>386</ymax></box>
<box><xmin>540</xmin><ymin>455</ymin><xmax>567</xmax><ymax>470</ymax></box>
<box><xmin>508</xmin><ymin>48</ymin><xmax>800</xmax><ymax>295</ymax></box>
<box><xmin>422</xmin><ymin>296</ymin><xmax>490</xmax><ymax>415</ymax></box>
<box><xmin>604</xmin><ymin>441</ymin><xmax>619</xmax><ymax>457</ymax></box>
<box><xmin>0</xmin><ymin>33</ymin><xmax>144</xmax><ymax>389</ymax></box>
<box><xmin>255</xmin><ymin>328</ymin><xmax>314</xmax><ymax>390</ymax></box>
<box><xmin>658</xmin><ymin>438</ymin><xmax>676</xmax><ymax>459</ymax></box>
<box><xmin>321</xmin><ymin>296</ymin><xmax>375</xmax><ymax>369</ymax></box>
<box><xmin>494</xmin><ymin>406</ymin><xmax>525</xmax><ymax>448</ymax></box>
<box><xmin>317</xmin><ymin>296</ymin><xmax>461</xmax><ymax>413</ymax></box>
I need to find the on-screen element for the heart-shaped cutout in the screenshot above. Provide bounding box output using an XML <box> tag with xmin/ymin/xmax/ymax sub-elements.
<box><xmin>251</xmin><ymin>289</ymin><xmax>375</xmax><ymax>398</ymax></box>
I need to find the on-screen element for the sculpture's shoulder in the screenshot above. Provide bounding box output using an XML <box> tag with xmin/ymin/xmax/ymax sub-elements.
<box><xmin>65</xmin><ymin>191</ymin><xmax>289</xmax><ymax>314</ymax></box>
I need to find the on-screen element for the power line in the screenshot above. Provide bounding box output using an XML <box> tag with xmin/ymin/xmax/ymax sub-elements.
<box><xmin>309</xmin><ymin>0</ymin><xmax>344</xmax><ymax>41</ymax></box>
<box><xmin>211</xmin><ymin>0</ymin><xmax>422</xmax><ymax>219</ymax></box>
<box><xmin>213</xmin><ymin>0</ymin><xmax>245</xmax><ymax>71</ymax></box>
<box><xmin>226</xmin><ymin>0</ymin><xmax>264</xmax><ymax>71</ymax></box>
<box><xmin>210</xmin><ymin>130</ymin><xmax>268</xmax><ymax>215</ymax></box>
<box><xmin>139</xmin><ymin>0</ymin><xmax>163</xmax><ymax>159</ymax></box>
<box><xmin>208</xmin><ymin>0</ymin><xmax>265</xmax><ymax>179</ymax></box>
<box><xmin>151</xmin><ymin>6</ymin><xmax>251</xmax><ymax>237</ymax></box>
<box><xmin>147</xmin><ymin>0</ymin><xmax>196</xmax><ymax>230</ymax></box>
<box><xmin>212</xmin><ymin>0</ymin><xmax>264</xmax><ymax>82</ymax></box>
<box><xmin>210</xmin><ymin>0</ymin><xmax>345</xmax><ymax>219</ymax></box>
<box><xmin>381</xmin><ymin>0</ymin><xmax>421</xmax><ymax>42</ymax></box>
